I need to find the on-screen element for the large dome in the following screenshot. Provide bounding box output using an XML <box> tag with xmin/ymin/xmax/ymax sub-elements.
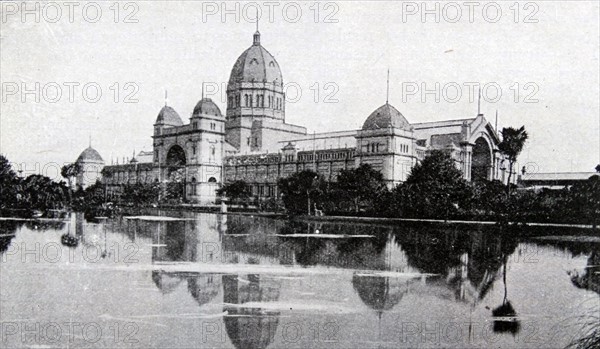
<box><xmin>155</xmin><ymin>105</ymin><xmax>183</xmax><ymax>127</ymax></box>
<box><xmin>227</xmin><ymin>32</ymin><xmax>283</xmax><ymax>89</ymax></box>
<box><xmin>362</xmin><ymin>103</ymin><xmax>412</xmax><ymax>131</ymax></box>
<box><xmin>192</xmin><ymin>98</ymin><xmax>222</xmax><ymax>117</ymax></box>
<box><xmin>76</xmin><ymin>147</ymin><xmax>104</xmax><ymax>163</ymax></box>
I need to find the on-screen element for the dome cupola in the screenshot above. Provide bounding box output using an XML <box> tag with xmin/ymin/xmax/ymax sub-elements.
<box><xmin>362</xmin><ymin>103</ymin><xmax>413</xmax><ymax>131</ymax></box>
<box><xmin>227</xmin><ymin>32</ymin><xmax>283</xmax><ymax>89</ymax></box>
<box><xmin>192</xmin><ymin>98</ymin><xmax>223</xmax><ymax>118</ymax></box>
<box><xmin>155</xmin><ymin>105</ymin><xmax>183</xmax><ymax>127</ymax></box>
<box><xmin>76</xmin><ymin>146</ymin><xmax>104</xmax><ymax>164</ymax></box>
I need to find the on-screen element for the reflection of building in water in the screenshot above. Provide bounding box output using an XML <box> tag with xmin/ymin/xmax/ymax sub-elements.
<box><xmin>348</xmin><ymin>233</ymin><xmax>420</xmax><ymax>315</ymax></box>
<box><xmin>352</xmin><ymin>275</ymin><xmax>412</xmax><ymax>315</ymax></box>
<box><xmin>187</xmin><ymin>274</ymin><xmax>221</xmax><ymax>308</ymax></box>
<box><xmin>151</xmin><ymin>220</ymin><xmax>188</xmax><ymax>294</ymax></box>
<box><xmin>223</xmin><ymin>274</ymin><xmax>280</xmax><ymax>349</ymax></box>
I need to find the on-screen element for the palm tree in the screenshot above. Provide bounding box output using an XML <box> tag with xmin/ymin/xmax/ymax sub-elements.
<box><xmin>498</xmin><ymin>126</ymin><xmax>529</xmax><ymax>196</ymax></box>
<box><xmin>61</xmin><ymin>163</ymin><xmax>81</xmax><ymax>190</ymax></box>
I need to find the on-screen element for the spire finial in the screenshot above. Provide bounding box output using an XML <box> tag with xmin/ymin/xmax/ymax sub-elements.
<box><xmin>386</xmin><ymin>69</ymin><xmax>390</xmax><ymax>104</ymax></box>
<box><xmin>253</xmin><ymin>9</ymin><xmax>261</xmax><ymax>46</ymax></box>
<box><xmin>477</xmin><ymin>87</ymin><xmax>481</xmax><ymax>115</ymax></box>
<box><xmin>256</xmin><ymin>7</ymin><xmax>259</xmax><ymax>32</ymax></box>
<box><xmin>201</xmin><ymin>82</ymin><xmax>204</xmax><ymax>100</ymax></box>
<box><xmin>495</xmin><ymin>110</ymin><xmax>499</xmax><ymax>132</ymax></box>
<box><xmin>88</xmin><ymin>134</ymin><xmax>91</xmax><ymax>148</ymax></box>
<box><xmin>165</xmin><ymin>89</ymin><xmax>168</xmax><ymax>106</ymax></box>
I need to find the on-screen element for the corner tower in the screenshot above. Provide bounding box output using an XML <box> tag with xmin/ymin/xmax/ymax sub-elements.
<box><xmin>226</xmin><ymin>30</ymin><xmax>286</xmax><ymax>152</ymax></box>
<box><xmin>75</xmin><ymin>146</ymin><xmax>105</xmax><ymax>189</ymax></box>
<box><xmin>356</xmin><ymin>103</ymin><xmax>417</xmax><ymax>187</ymax></box>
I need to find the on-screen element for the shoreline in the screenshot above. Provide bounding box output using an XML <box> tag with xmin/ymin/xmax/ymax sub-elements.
<box><xmin>2</xmin><ymin>206</ymin><xmax>597</xmax><ymax>231</ymax></box>
<box><xmin>151</xmin><ymin>205</ymin><xmax>599</xmax><ymax>231</ymax></box>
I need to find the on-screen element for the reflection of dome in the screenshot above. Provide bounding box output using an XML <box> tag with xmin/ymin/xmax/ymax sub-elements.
<box><xmin>192</xmin><ymin>98</ymin><xmax>223</xmax><ymax>117</ymax></box>
<box><xmin>155</xmin><ymin>105</ymin><xmax>183</xmax><ymax>127</ymax></box>
<box><xmin>152</xmin><ymin>271</ymin><xmax>183</xmax><ymax>294</ymax></box>
<box><xmin>228</xmin><ymin>32</ymin><xmax>283</xmax><ymax>89</ymax></box>
<box><xmin>362</xmin><ymin>103</ymin><xmax>412</xmax><ymax>131</ymax></box>
<box><xmin>352</xmin><ymin>275</ymin><xmax>408</xmax><ymax>312</ymax></box>
<box><xmin>223</xmin><ymin>274</ymin><xmax>280</xmax><ymax>349</ymax></box>
<box><xmin>76</xmin><ymin>147</ymin><xmax>104</xmax><ymax>163</ymax></box>
<box><xmin>187</xmin><ymin>275</ymin><xmax>220</xmax><ymax>307</ymax></box>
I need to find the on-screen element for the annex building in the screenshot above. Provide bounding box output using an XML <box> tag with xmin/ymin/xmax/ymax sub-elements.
<box><xmin>75</xmin><ymin>30</ymin><xmax>509</xmax><ymax>204</ymax></box>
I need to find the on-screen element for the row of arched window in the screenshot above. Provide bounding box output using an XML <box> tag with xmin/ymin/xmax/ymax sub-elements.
<box><xmin>227</xmin><ymin>93</ymin><xmax>283</xmax><ymax>110</ymax></box>
<box><xmin>363</xmin><ymin>142</ymin><xmax>382</xmax><ymax>153</ymax></box>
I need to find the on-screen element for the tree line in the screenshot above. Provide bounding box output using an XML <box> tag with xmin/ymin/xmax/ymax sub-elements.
<box><xmin>218</xmin><ymin>126</ymin><xmax>599</xmax><ymax>226</ymax></box>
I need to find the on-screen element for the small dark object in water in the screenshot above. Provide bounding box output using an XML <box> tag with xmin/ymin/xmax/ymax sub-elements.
<box><xmin>492</xmin><ymin>301</ymin><xmax>521</xmax><ymax>335</ymax></box>
<box><xmin>61</xmin><ymin>234</ymin><xmax>79</xmax><ymax>247</ymax></box>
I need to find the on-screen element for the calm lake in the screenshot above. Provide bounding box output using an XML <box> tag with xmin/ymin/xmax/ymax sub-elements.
<box><xmin>1</xmin><ymin>211</ymin><xmax>599</xmax><ymax>348</ymax></box>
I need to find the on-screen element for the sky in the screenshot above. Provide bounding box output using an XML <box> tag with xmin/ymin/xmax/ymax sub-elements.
<box><xmin>1</xmin><ymin>1</ymin><xmax>599</xmax><ymax>179</ymax></box>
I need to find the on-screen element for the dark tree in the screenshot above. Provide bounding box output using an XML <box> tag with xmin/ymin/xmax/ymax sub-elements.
<box><xmin>396</xmin><ymin>150</ymin><xmax>470</xmax><ymax>219</ymax></box>
<box><xmin>217</xmin><ymin>180</ymin><xmax>252</xmax><ymax>206</ymax></box>
<box><xmin>336</xmin><ymin>164</ymin><xmax>387</xmax><ymax>213</ymax></box>
<box><xmin>278</xmin><ymin>170</ymin><xmax>326</xmax><ymax>215</ymax></box>
<box><xmin>121</xmin><ymin>183</ymin><xmax>160</xmax><ymax>206</ymax></box>
<box><xmin>0</xmin><ymin>155</ymin><xmax>19</xmax><ymax>209</ymax></box>
<box><xmin>60</xmin><ymin>162</ymin><xmax>81</xmax><ymax>189</ymax></box>
<box><xmin>498</xmin><ymin>126</ymin><xmax>528</xmax><ymax>195</ymax></box>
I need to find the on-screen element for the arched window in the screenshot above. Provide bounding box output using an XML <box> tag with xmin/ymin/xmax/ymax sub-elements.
<box><xmin>191</xmin><ymin>177</ymin><xmax>197</xmax><ymax>195</ymax></box>
<box><xmin>208</xmin><ymin>177</ymin><xmax>217</xmax><ymax>183</ymax></box>
<box><xmin>244</xmin><ymin>94</ymin><xmax>249</xmax><ymax>107</ymax></box>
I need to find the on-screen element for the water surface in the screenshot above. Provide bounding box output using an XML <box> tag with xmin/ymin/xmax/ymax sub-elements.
<box><xmin>1</xmin><ymin>212</ymin><xmax>598</xmax><ymax>348</ymax></box>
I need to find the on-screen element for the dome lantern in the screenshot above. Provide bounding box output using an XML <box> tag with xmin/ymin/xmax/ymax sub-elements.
<box><xmin>253</xmin><ymin>30</ymin><xmax>260</xmax><ymax>46</ymax></box>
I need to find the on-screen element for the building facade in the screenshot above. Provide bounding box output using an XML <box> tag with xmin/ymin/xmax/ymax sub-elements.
<box><xmin>77</xmin><ymin>30</ymin><xmax>509</xmax><ymax>204</ymax></box>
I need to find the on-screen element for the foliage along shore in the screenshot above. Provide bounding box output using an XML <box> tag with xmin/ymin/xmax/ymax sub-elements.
<box><xmin>1</xmin><ymin>149</ymin><xmax>599</xmax><ymax>227</ymax></box>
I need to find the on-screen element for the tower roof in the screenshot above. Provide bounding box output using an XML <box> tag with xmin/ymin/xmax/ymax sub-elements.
<box><xmin>227</xmin><ymin>32</ymin><xmax>283</xmax><ymax>89</ymax></box>
<box><xmin>76</xmin><ymin>146</ymin><xmax>104</xmax><ymax>163</ymax></box>
<box><xmin>192</xmin><ymin>98</ymin><xmax>223</xmax><ymax>118</ymax></box>
<box><xmin>155</xmin><ymin>105</ymin><xmax>183</xmax><ymax>127</ymax></box>
<box><xmin>362</xmin><ymin>103</ymin><xmax>413</xmax><ymax>131</ymax></box>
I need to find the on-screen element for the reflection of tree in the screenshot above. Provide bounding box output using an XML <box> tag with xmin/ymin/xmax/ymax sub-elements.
<box><xmin>396</xmin><ymin>226</ymin><xmax>519</xmax><ymax>304</ymax></box>
<box><xmin>223</xmin><ymin>274</ymin><xmax>280</xmax><ymax>349</ymax></box>
<box><xmin>0</xmin><ymin>221</ymin><xmax>19</xmax><ymax>254</ymax></box>
<box><xmin>279</xmin><ymin>222</ymin><xmax>390</xmax><ymax>269</ymax></box>
<box><xmin>492</xmin><ymin>255</ymin><xmax>520</xmax><ymax>335</ymax></box>
<box><xmin>569</xmin><ymin>251</ymin><xmax>600</xmax><ymax>295</ymax></box>
<box><xmin>23</xmin><ymin>220</ymin><xmax>66</xmax><ymax>231</ymax></box>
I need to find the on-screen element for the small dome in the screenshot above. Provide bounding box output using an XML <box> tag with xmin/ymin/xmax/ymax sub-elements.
<box><xmin>155</xmin><ymin>105</ymin><xmax>183</xmax><ymax>127</ymax></box>
<box><xmin>227</xmin><ymin>32</ymin><xmax>283</xmax><ymax>89</ymax></box>
<box><xmin>76</xmin><ymin>147</ymin><xmax>104</xmax><ymax>163</ymax></box>
<box><xmin>362</xmin><ymin>103</ymin><xmax>412</xmax><ymax>131</ymax></box>
<box><xmin>192</xmin><ymin>98</ymin><xmax>222</xmax><ymax>117</ymax></box>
